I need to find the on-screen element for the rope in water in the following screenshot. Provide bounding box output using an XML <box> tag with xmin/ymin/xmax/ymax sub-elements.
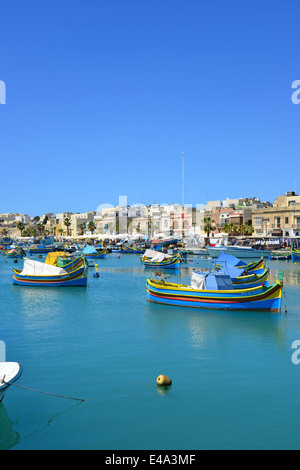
<box><xmin>4</xmin><ymin>379</ymin><xmax>85</xmax><ymax>402</ymax></box>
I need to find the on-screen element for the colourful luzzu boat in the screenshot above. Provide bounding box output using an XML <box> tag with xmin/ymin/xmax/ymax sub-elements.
<box><xmin>82</xmin><ymin>246</ymin><xmax>107</xmax><ymax>259</ymax></box>
<box><xmin>214</xmin><ymin>253</ymin><xmax>265</xmax><ymax>275</ymax></box>
<box><xmin>200</xmin><ymin>268</ymin><xmax>270</xmax><ymax>289</ymax></box>
<box><xmin>0</xmin><ymin>238</ymin><xmax>13</xmax><ymax>250</ymax></box>
<box><xmin>95</xmin><ymin>248</ymin><xmax>107</xmax><ymax>258</ymax></box>
<box><xmin>13</xmin><ymin>258</ymin><xmax>88</xmax><ymax>287</ymax></box>
<box><xmin>211</xmin><ymin>257</ymin><xmax>270</xmax><ymax>289</ymax></box>
<box><xmin>5</xmin><ymin>249</ymin><xmax>24</xmax><ymax>259</ymax></box>
<box><xmin>45</xmin><ymin>252</ymin><xmax>85</xmax><ymax>272</ymax></box>
<box><xmin>146</xmin><ymin>272</ymin><xmax>284</xmax><ymax>313</ymax></box>
<box><xmin>269</xmin><ymin>252</ymin><xmax>291</xmax><ymax>260</ymax></box>
<box><xmin>141</xmin><ymin>249</ymin><xmax>181</xmax><ymax>269</ymax></box>
<box><xmin>27</xmin><ymin>244</ymin><xmax>55</xmax><ymax>254</ymax></box>
<box><xmin>230</xmin><ymin>269</ymin><xmax>270</xmax><ymax>289</ymax></box>
<box><xmin>122</xmin><ymin>243</ymin><xmax>145</xmax><ymax>254</ymax></box>
<box><xmin>291</xmin><ymin>249</ymin><xmax>300</xmax><ymax>262</ymax></box>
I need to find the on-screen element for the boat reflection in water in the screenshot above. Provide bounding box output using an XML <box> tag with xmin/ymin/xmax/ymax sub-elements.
<box><xmin>0</xmin><ymin>404</ymin><xmax>20</xmax><ymax>450</ymax></box>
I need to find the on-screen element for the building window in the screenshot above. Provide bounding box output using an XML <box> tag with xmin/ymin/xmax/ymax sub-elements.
<box><xmin>254</xmin><ymin>217</ymin><xmax>262</xmax><ymax>226</ymax></box>
<box><xmin>285</xmin><ymin>217</ymin><xmax>289</xmax><ymax>225</ymax></box>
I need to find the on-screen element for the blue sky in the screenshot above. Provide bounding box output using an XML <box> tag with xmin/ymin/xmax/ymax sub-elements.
<box><xmin>0</xmin><ymin>0</ymin><xmax>299</xmax><ymax>216</ymax></box>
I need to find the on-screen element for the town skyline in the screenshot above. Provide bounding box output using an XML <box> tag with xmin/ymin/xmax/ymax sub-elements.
<box><xmin>1</xmin><ymin>190</ymin><xmax>300</xmax><ymax>240</ymax></box>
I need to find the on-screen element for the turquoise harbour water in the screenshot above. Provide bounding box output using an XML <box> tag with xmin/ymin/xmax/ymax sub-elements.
<box><xmin>0</xmin><ymin>254</ymin><xmax>300</xmax><ymax>450</ymax></box>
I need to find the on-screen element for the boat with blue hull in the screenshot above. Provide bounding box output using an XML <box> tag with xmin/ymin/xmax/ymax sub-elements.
<box><xmin>45</xmin><ymin>252</ymin><xmax>85</xmax><ymax>272</ymax></box>
<box><xmin>211</xmin><ymin>253</ymin><xmax>268</xmax><ymax>287</ymax></box>
<box><xmin>214</xmin><ymin>253</ymin><xmax>265</xmax><ymax>275</ymax></box>
<box><xmin>141</xmin><ymin>249</ymin><xmax>181</xmax><ymax>269</ymax></box>
<box><xmin>27</xmin><ymin>245</ymin><xmax>55</xmax><ymax>254</ymax></box>
<box><xmin>291</xmin><ymin>249</ymin><xmax>300</xmax><ymax>262</ymax></box>
<box><xmin>82</xmin><ymin>246</ymin><xmax>107</xmax><ymax>259</ymax></box>
<box><xmin>13</xmin><ymin>258</ymin><xmax>88</xmax><ymax>287</ymax></box>
<box><xmin>200</xmin><ymin>266</ymin><xmax>270</xmax><ymax>289</ymax></box>
<box><xmin>0</xmin><ymin>238</ymin><xmax>13</xmax><ymax>249</ymax></box>
<box><xmin>146</xmin><ymin>273</ymin><xmax>283</xmax><ymax>313</ymax></box>
<box><xmin>269</xmin><ymin>251</ymin><xmax>291</xmax><ymax>260</ymax></box>
<box><xmin>122</xmin><ymin>243</ymin><xmax>145</xmax><ymax>254</ymax></box>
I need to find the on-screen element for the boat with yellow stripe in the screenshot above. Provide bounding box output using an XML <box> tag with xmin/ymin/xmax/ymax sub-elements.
<box><xmin>13</xmin><ymin>257</ymin><xmax>87</xmax><ymax>287</ymax></box>
<box><xmin>214</xmin><ymin>253</ymin><xmax>265</xmax><ymax>275</ymax></box>
<box><xmin>122</xmin><ymin>243</ymin><xmax>146</xmax><ymax>254</ymax></box>
<box><xmin>210</xmin><ymin>254</ymin><xmax>269</xmax><ymax>288</ymax></box>
<box><xmin>230</xmin><ymin>269</ymin><xmax>269</xmax><ymax>289</ymax></box>
<box><xmin>82</xmin><ymin>246</ymin><xmax>107</xmax><ymax>259</ymax></box>
<box><xmin>291</xmin><ymin>249</ymin><xmax>300</xmax><ymax>262</ymax></box>
<box><xmin>45</xmin><ymin>252</ymin><xmax>85</xmax><ymax>272</ymax></box>
<box><xmin>146</xmin><ymin>272</ymin><xmax>283</xmax><ymax>312</ymax></box>
<box><xmin>141</xmin><ymin>249</ymin><xmax>181</xmax><ymax>269</ymax></box>
<box><xmin>5</xmin><ymin>249</ymin><xmax>23</xmax><ymax>259</ymax></box>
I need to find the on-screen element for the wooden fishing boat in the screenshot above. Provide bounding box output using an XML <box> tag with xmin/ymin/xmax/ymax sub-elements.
<box><xmin>95</xmin><ymin>248</ymin><xmax>107</xmax><ymax>258</ymax></box>
<box><xmin>13</xmin><ymin>258</ymin><xmax>88</xmax><ymax>287</ymax></box>
<box><xmin>146</xmin><ymin>273</ymin><xmax>283</xmax><ymax>312</ymax></box>
<box><xmin>82</xmin><ymin>246</ymin><xmax>107</xmax><ymax>259</ymax></box>
<box><xmin>269</xmin><ymin>251</ymin><xmax>291</xmax><ymax>260</ymax></box>
<box><xmin>141</xmin><ymin>249</ymin><xmax>181</xmax><ymax>269</ymax></box>
<box><xmin>214</xmin><ymin>253</ymin><xmax>265</xmax><ymax>275</ymax></box>
<box><xmin>201</xmin><ymin>267</ymin><xmax>270</xmax><ymax>289</ymax></box>
<box><xmin>27</xmin><ymin>244</ymin><xmax>55</xmax><ymax>254</ymax></box>
<box><xmin>122</xmin><ymin>243</ymin><xmax>145</xmax><ymax>254</ymax></box>
<box><xmin>0</xmin><ymin>238</ymin><xmax>13</xmax><ymax>249</ymax></box>
<box><xmin>5</xmin><ymin>249</ymin><xmax>24</xmax><ymax>259</ymax></box>
<box><xmin>0</xmin><ymin>363</ymin><xmax>23</xmax><ymax>402</ymax></box>
<box><xmin>45</xmin><ymin>252</ymin><xmax>85</xmax><ymax>272</ymax></box>
<box><xmin>291</xmin><ymin>249</ymin><xmax>300</xmax><ymax>262</ymax></box>
<box><xmin>210</xmin><ymin>256</ymin><xmax>269</xmax><ymax>288</ymax></box>
<box><xmin>224</xmin><ymin>269</ymin><xmax>269</xmax><ymax>289</ymax></box>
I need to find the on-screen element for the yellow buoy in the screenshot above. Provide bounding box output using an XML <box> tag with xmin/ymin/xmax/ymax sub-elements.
<box><xmin>156</xmin><ymin>375</ymin><xmax>172</xmax><ymax>387</ymax></box>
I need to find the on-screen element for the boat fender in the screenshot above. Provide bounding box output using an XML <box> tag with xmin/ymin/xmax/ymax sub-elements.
<box><xmin>156</xmin><ymin>375</ymin><xmax>172</xmax><ymax>387</ymax></box>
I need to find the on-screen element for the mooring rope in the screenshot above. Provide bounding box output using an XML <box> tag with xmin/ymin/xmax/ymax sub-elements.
<box><xmin>4</xmin><ymin>379</ymin><xmax>85</xmax><ymax>402</ymax></box>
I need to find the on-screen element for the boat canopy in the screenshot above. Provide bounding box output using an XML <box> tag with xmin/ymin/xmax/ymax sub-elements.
<box><xmin>193</xmin><ymin>271</ymin><xmax>234</xmax><ymax>290</ymax></box>
<box><xmin>45</xmin><ymin>252</ymin><xmax>68</xmax><ymax>266</ymax></box>
<box><xmin>20</xmin><ymin>259</ymin><xmax>67</xmax><ymax>276</ymax></box>
<box><xmin>191</xmin><ymin>273</ymin><xmax>207</xmax><ymax>290</ymax></box>
<box><xmin>144</xmin><ymin>249</ymin><xmax>172</xmax><ymax>261</ymax></box>
<box><xmin>215</xmin><ymin>262</ymin><xmax>245</xmax><ymax>279</ymax></box>
<box><xmin>82</xmin><ymin>245</ymin><xmax>98</xmax><ymax>255</ymax></box>
<box><xmin>215</xmin><ymin>252</ymin><xmax>247</xmax><ymax>268</ymax></box>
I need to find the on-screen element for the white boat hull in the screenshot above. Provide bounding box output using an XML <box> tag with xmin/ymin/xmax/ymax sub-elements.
<box><xmin>0</xmin><ymin>363</ymin><xmax>22</xmax><ymax>402</ymax></box>
<box><xmin>206</xmin><ymin>247</ymin><xmax>266</xmax><ymax>259</ymax></box>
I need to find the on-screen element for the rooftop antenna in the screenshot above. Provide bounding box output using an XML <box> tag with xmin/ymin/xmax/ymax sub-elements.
<box><xmin>294</xmin><ymin>175</ymin><xmax>297</xmax><ymax>194</ymax></box>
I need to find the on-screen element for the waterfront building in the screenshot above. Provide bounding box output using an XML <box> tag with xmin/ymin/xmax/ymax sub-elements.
<box><xmin>0</xmin><ymin>213</ymin><xmax>31</xmax><ymax>237</ymax></box>
<box><xmin>252</xmin><ymin>192</ymin><xmax>300</xmax><ymax>238</ymax></box>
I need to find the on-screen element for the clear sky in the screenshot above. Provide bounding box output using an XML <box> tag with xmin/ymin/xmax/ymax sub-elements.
<box><xmin>0</xmin><ymin>0</ymin><xmax>299</xmax><ymax>216</ymax></box>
